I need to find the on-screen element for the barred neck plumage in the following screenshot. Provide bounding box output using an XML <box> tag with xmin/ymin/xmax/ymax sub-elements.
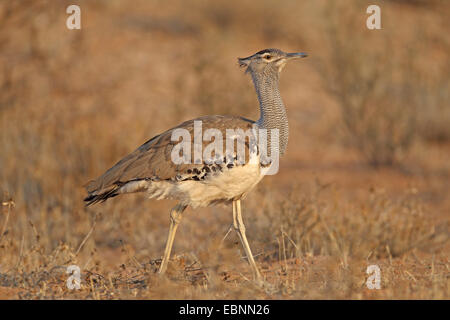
<box><xmin>251</xmin><ymin>70</ymin><xmax>289</xmax><ymax>155</ymax></box>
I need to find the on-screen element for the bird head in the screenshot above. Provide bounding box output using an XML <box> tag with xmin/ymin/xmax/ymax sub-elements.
<box><xmin>238</xmin><ymin>48</ymin><xmax>308</xmax><ymax>75</ymax></box>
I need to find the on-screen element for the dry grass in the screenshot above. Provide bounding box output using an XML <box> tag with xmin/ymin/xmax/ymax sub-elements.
<box><xmin>316</xmin><ymin>1</ymin><xmax>449</xmax><ymax>166</ymax></box>
<box><xmin>0</xmin><ymin>0</ymin><xmax>449</xmax><ymax>299</ymax></box>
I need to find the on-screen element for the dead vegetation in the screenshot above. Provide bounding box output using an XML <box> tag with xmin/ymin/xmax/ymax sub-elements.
<box><xmin>316</xmin><ymin>2</ymin><xmax>449</xmax><ymax>166</ymax></box>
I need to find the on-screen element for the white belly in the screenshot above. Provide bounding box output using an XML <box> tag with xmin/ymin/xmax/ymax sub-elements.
<box><xmin>117</xmin><ymin>141</ymin><xmax>269</xmax><ymax>207</ymax></box>
<box><xmin>178</xmin><ymin>162</ymin><xmax>264</xmax><ymax>207</ymax></box>
<box><xmin>141</xmin><ymin>161</ymin><xmax>264</xmax><ymax>208</ymax></box>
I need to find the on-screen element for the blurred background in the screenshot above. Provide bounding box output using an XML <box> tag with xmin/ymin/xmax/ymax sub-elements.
<box><xmin>0</xmin><ymin>0</ymin><xmax>448</xmax><ymax>299</ymax></box>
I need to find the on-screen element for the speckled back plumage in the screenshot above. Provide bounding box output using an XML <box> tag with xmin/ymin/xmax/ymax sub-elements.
<box><xmin>84</xmin><ymin>115</ymin><xmax>259</xmax><ymax>206</ymax></box>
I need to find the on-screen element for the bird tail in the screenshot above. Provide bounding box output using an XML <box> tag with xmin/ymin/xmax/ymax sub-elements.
<box><xmin>83</xmin><ymin>185</ymin><xmax>121</xmax><ymax>206</ymax></box>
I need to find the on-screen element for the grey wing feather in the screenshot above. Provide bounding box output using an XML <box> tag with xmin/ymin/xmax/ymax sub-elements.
<box><xmin>84</xmin><ymin>115</ymin><xmax>255</xmax><ymax>205</ymax></box>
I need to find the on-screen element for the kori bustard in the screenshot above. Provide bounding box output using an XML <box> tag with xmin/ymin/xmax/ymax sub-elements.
<box><xmin>84</xmin><ymin>48</ymin><xmax>308</xmax><ymax>282</ymax></box>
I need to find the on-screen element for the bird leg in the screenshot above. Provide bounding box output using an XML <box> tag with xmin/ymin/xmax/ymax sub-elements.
<box><xmin>158</xmin><ymin>203</ymin><xmax>187</xmax><ymax>274</ymax></box>
<box><xmin>232</xmin><ymin>200</ymin><xmax>262</xmax><ymax>282</ymax></box>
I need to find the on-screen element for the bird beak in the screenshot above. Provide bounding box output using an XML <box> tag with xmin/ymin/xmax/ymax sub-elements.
<box><xmin>238</xmin><ymin>56</ymin><xmax>252</xmax><ymax>68</ymax></box>
<box><xmin>286</xmin><ymin>52</ymin><xmax>308</xmax><ymax>59</ymax></box>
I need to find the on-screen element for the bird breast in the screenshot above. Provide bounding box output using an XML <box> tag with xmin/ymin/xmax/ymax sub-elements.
<box><xmin>145</xmin><ymin>153</ymin><xmax>266</xmax><ymax>208</ymax></box>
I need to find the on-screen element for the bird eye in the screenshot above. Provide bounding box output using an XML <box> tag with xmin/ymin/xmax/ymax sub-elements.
<box><xmin>265</xmin><ymin>55</ymin><xmax>271</xmax><ymax>60</ymax></box>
